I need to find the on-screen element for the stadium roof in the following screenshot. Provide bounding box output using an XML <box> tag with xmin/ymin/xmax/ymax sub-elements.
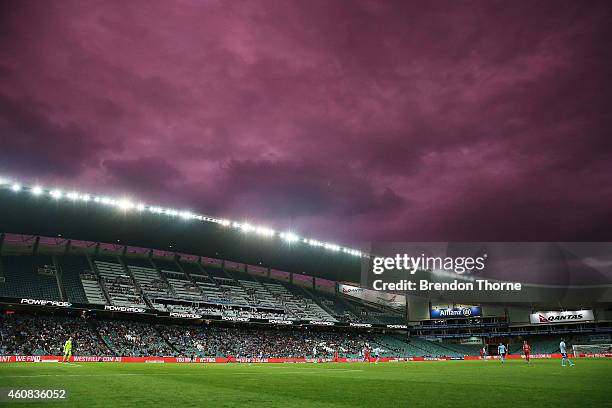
<box><xmin>0</xmin><ymin>179</ymin><xmax>362</xmax><ymax>282</ymax></box>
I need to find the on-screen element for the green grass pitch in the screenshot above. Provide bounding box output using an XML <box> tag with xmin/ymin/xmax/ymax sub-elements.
<box><xmin>0</xmin><ymin>359</ymin><xmax>610</xmax><ymax>407</ymax></box>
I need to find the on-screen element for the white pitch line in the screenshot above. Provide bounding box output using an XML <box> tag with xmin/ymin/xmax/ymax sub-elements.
<box><xmin>1</xmin><ymin>369</ymin><xmax>363</xmax><ymax>379</ymax></box>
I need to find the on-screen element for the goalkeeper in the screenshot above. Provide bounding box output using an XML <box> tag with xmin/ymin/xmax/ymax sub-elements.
<box><xmin>62</xmin><ymin>337</ymin><xmax>73</xmax><ymax>363</ymax></box>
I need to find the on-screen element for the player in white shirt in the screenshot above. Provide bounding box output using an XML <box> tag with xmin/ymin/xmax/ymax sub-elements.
<box><xmin>373</xmin><ymin>347</ymin><xmax>382</xmax><ymax>364</ymax></box>
<box><xmin>498</xmin><ymin>343</ymin><xmax>507</xmax><ymax>365</ymax></box>
<box><xmin>559</xmin><ymin>339</ymin><xmax>574</xmax><ymax>367</ymax></box>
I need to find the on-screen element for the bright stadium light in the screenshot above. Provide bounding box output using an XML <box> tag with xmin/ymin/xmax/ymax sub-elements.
<box><xmin>0</xmin><ymin>177</ymin><xmax>367</xmax><ymax>258</ymax></box>
<box><xmin>117</xmin><ymin>199</ymin><xmax>135</xmax><ymax>210</ymax></box>
<box><xmin>256</xmin><ymin>226</ymin><xmax>275</xmax><ymax>237</ymax></box>
<box><xmin>179</xmin><ymin>211</ymin><xmax>194</xmax><ymax>219</ymax></box>
<box><xmin>164</xmin><ymin>209</ymin><xmax>179</xmax><ymax>216</ymax></box>
<box><xmin>241</xmin><ymin>223</ymin><xmax>255</xmax><ymax>232</ymax></box>
<box><xmin>100</xmin><ymin>197</ymin><xmax>115</xmax><ymax>206</ymax></box>
<box><xmin>280</xmin><ymin>232</ymin><xmax>299</xmax><ymax>242</ymax></box>
<box><xmin>67</xmin><ymin>191</ymin><xmax>79</xmax><ymax>200</ymax></box>
<box><xmin>324</xmin><ymin>243</ymin><xmax>340</xmax><ymax>251</ymax></box>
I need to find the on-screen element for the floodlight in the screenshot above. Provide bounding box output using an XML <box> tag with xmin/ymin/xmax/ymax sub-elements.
<box><xmin>179</xmin><ymin>211</ymin><xmax>193</xmax><ymax>219</ymax></box>
<box><xmin>31</xmin><ymin>186</ymin><xmax>43</xmax><ymax>195</ymax></box>
<box><xmin>11</xmin><ymin>183</ymin><xmax>21</xmax><ymax>192</ymax></box>
<box><xmin>67</xmin><ymin>191</ymin><xmax>79</xmax><ymax>200</ymax></box>
<box><xmin>50</xmin><ymin>189</ymin><xmax>63</xmax><ymax>199</ymax></box>
<box><xmin>117</xmin><ymin>200</ymin><xmax>135</xmax><ymax>210</ymax></box>
<box><xmin>281</xmin><ymin>232</ymin><xmax>299</xmax><ymax>242</ymax></box>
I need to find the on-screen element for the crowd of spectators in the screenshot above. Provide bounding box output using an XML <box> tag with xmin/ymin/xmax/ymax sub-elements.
<box><xmin>0</xmin><ymin>313</ymin><xmax>112</xmax><ymax>356</ymax></box>
<box><xmin>99</xmin><ymin>320</ymin><xmax>175</xmax><ymax>357</ymax></box>
<box><xmin>0</xmin><ymin>313</ymin><xmax>382</xmax><ymax>358</ymax></box>
<box><xmin>158</xmin><ymin>325</ymin><xmax>375</xmax><ymax>358</ymax></box>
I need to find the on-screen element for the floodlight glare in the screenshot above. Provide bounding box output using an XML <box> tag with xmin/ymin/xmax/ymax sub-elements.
<box><xmin>117</xmin><ymin>200</ymin><xmax>135</xmax><ymax>210</ymax></box>
<box><xmin>256</xmin><ymin>227</ymin><xmax>274</xmax><ymax>236</ymax></box>
<box><xmin>0</xmin><ymin>177</ymin><xmax>367</xmax><ymax>258</ymax></box>
<box><xmin>67</xmin><ymin>191</ymin><xmax>79</xmax><ymax>200</ymax></box>
<box><xmin>179</xmin><ymin>211</ymin><xmax>193</xmax><ymax>219</ymax></box>
<box><xmin>281</xmin><ymin>232</ymin><xmax>299</xmax><ymax>242</ymax></box>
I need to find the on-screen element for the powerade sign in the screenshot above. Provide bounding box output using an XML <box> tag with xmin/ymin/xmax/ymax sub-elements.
<box><xmin>104</xmin><ymin>305</ymin><xmax>146</xmax><ymax>313</ymax></box>
<box><xmin>430</xmin><ymin>306</ymin><xmax>481</xmax><ymax>319</ymax></box>
<box><xmin>20</xmin><ymin>298</ymin><xmax>72</xmax><ymax>308</ymax></box>
<box><xmin>530</xmin><ymin>310</ymin><xmax>594</xmax><ymax>324</ymax></box>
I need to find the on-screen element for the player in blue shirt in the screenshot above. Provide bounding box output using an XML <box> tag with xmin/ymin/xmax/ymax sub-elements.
<box><xmin>498</xmin><ymin>343</ymin><xmax>507</xmax><ymax>364</ymax></box>
<box><xmin>560</xmin><ymin>339</ymin><xmax>574</xmax><ymax>367</ymax></box>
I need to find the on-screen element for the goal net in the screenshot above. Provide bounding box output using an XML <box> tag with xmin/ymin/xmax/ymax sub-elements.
<box><xmin>572</xmin><ymin>344</ymin><xmax>612</xmax><ymax>358</ymax></box>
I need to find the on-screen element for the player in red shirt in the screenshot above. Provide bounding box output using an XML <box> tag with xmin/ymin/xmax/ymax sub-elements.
<box><xmin>522</xmin><ymin>340</ymin><xmax>531</xmax><ymax>364</ymax></box>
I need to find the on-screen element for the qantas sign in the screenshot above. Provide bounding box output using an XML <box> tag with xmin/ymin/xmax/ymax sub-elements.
<box><xmin>530</xmin><ymin>310</ymin><xmax>594</xmax><ymax>324</ymax></box>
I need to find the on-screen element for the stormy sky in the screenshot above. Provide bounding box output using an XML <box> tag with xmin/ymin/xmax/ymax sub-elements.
<box><xmin>1</xmin><ymin>0</ymin><xmax>611</xmax><ymax>245</ymax></box>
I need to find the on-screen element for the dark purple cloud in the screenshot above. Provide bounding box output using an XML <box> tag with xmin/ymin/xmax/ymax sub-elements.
<box><xmin>1</xmin><ymin>0</ymin><xmax>611</xmax><ymax>244</ymax></box>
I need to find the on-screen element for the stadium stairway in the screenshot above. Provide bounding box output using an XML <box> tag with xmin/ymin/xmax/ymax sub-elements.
<box><xmin>118</xmin><ymin>257</ymin><xmax>153</xmax><ymax>309</ymax></box>
<box><xmin>293</xmin><ymin>285</ymin><xmax>339</xmax><ymax>318</ymax></box>
<box><xmin>56</xmin><ymin>255</ymin><xmax>90</xmax><ymax>304</ymax></box>
<box><xmin>89</xmin><ymin>319</ymin><xmax>117</xmax><ymax>355</ymax></box>
<box><xmin>155</xmin><ymin>325</ymin><xmax>181</xmax><ymax>356</ymax></box>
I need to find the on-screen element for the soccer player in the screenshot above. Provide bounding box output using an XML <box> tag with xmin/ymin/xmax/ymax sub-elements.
<box><xmin>373</xmin><ymin>347</ymin><xmax>381</xmax><ymax>364</ymax></box>
<box><xmin>560</xmin><ymin>339</ymin><xmax>574</xmax><ymax>367</ymax></box>
<box><xmin>522</xmin><ymin>340</ymin><xmax>531</xmax><ymax>364</ymax></box>
<box><xmin>480</xmin><ymin>346</ymin><xmax>486</xmax><ymax>361</ymax></box>
<box><xmin>498</xmin><ymin>342</ymin><xmax>506</xmax><ymax>365</ymax></box>
<box><xmin>363</xmin><ymin>346</ymin><xmax>370</xmax><ymax>363</ymax></box>
<box><xmin>62</xmin><ymin>337</ymin><xmax>73</xmax><ymax>363</ymax></box>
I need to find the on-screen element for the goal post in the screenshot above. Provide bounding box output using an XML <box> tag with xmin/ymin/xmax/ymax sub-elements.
<box><xmin>572</xmin><ymin>344</ymin><xmax>612</xmax><ymax>358</ymax></box>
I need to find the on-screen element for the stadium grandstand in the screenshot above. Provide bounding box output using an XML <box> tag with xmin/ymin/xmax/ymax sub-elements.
<box><xmin>0</xmin><ymin>180</ymin><xmax>611</xmax><ymax>363</ymax></box>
